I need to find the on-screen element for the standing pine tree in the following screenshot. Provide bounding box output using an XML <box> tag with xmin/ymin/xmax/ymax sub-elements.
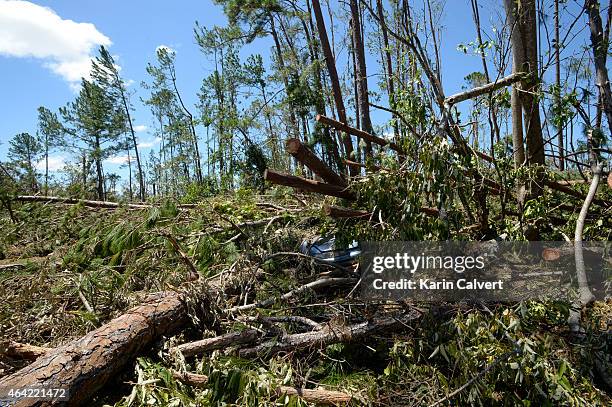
<box><xmin>37</xmin><ymin>106</ymin><xmax>64</xmax><ymax>195</ymax></box>
<box><xmin>8</xmin><ymin>132</ymin><xmax>42</xmax><ymax>193</ymax></box>
<box><xmin>91</xmin><ymin>46</ymin><xmax>146</xmax><ymax>201</ymax></box>
<box><xmin>60</xmin><ymin>79</ymin><xmax>124</xmax><ymax>201</ymax></box>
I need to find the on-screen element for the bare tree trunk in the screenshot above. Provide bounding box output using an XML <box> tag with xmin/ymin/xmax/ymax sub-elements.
<box><xmin>350</xmin><ymin>0</ymin><xmax>373</xmax><ymax>157</ymax></box>
<box><xmin>376</xmin><ymin>0</ymin><xmax>399</xmax><ymax>141</ymax></box>
<box><xmin>311</xmin><ymin>0</ymin><xmax>357</xmax><ymax>173</ymax></box>
<box><xmin>301</xmin><ymin>1</ymin><xmax>345</xmax><ymax>174</ymax></box>
<box><xmin>555</xmin><ymin>0</ymin><xmax>565</xmax><ymax>170</ymax></box>
<box><xmin>120</xmin><ymin>92</ymin><xmax>146</xmax><ymax>200</ymax></box>
<box><xmin>94</xmin><ymin>136</ymin><xmax>104</xmax><ymax>201</ymax></box>
<box><xmin>585</xmin><ymin>0</ymin><xmax>612</xmax><ymax>131</ymax></box>
<box><xmin>504</xmin><ymin>0</ymin><xmax>544</xmax><ymax>207</ymax></box>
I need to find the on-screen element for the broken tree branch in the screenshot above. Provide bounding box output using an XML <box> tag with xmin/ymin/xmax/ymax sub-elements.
<box><xmin>444</xmin><ymin>72</ymin><xmax>523</xmax><ymax>105</ymax></box>
<box><xmin>12</xmin><ymin>195</ymin><xmax>150</xmax><ymax>209</ymax></box>
<box><xmin>173</xmin><ymin>329</ymin><xmax>260</xmax><ymax>357</ymax></box>
<box><xmin>286</xmin><ymin>139</ymin><xmax>346</xmax><ymax>186</ymax></box>
<box><xmin>0</xmin><ymin>341</ymin><xmax>49</xmax><ymax>361</ymax></box>
<box><xmin>316</xmin><ymin>115</ymin><xmax>405</xmax><ymax>154</ymax></box>
<box><xmin>264</xmin><ymin>169</ymin><xmax>354</xmax><ymax>200</ymax></box>
<box><xmin>239</xmin><ymin>312</ymin><xmax>420</xmax><ymax>358</ymax></box>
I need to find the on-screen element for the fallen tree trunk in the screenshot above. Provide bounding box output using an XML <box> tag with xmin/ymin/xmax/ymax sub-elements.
<box><xmin>13</xmin><ymin>195</ymin><xmax>150</xmax><ymax>209</ymax></box>
<box><xmin>174</xmin><ymin>329</ymin><xmax>260</xmax><ymax>357</ymax></box>
<box><xmin>0</xmin><ymin>291</ymin><xmax>190</xmax><ymax>407</ymax></box>
<box><xmin>276</xmin><ymin>386</ymin><xmax>352</xmax><ymax>405</ymax></box>
<box><xmin>239</xmin><ymin>312</ymin><xmax>421</xmax><ymax>358</ymax></box>
<box><xmin>316</xmin><ymin>115</ymin><xmax>405</xmax><ymax>154</ymax></box>
<box><xmin>264</xmin><ymin>169</ymin><xmax>354</xmax><ymax>200</ymax></box>
<box><xmin>286</xmin><ymin>139</ymin><xmax>346</xmax><ymax>186</ymax></box>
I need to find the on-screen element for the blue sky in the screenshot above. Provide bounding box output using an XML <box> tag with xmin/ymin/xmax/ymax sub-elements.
<box><xmin>0</xmin><ymin>0</ymin><xmax>591</xmax><ymax>182</ymax></box>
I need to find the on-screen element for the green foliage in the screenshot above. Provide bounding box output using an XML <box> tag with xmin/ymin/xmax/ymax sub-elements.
<box><xmin>381</xmin><ymin>302</ymin><xmax>608</xmax><ymax>405</ymax></box>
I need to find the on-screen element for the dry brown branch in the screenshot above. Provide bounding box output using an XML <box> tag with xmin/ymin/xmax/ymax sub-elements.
<box><xmin>169</xmin><ymin>369</ymin><xmax>209</xmax><ymax>388</ymax></box>
<box><xmin>316</xmin><ymin>115</ymin><xmax>404</xmax><ymax>154</ymax></box>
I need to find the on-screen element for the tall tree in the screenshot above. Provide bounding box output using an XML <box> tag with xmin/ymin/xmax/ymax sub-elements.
<box><xmin>60</xmin><ymin>80</ymin><xmax>124</xmax><ymax>200</ymax></box>
<box><xmin>311</xmin><ymin>0</ymin><xmax>357</xmax><ymax>174</ymax></box>
<box><xmin>350</xmin><ymin>0</ymin><xmax>373</xmax><ymax>157</ymax></box>
<box><xmin>37</xmin><ymin>106</ymin><xmax>64</xmax><ymax>195</ymax></box>
<box><xmin>504</xmin><ymin>0</ymin><xmax>545</xmax><ymax>203</ymax></box>
<box><xmin>585</xmin><ymin>0</ymin><xmax>612</xmax><ymax>132</ymax></box>
<box><xmin>91</xmin><ymin>46</ymin><xmax>146</xmax><ymax>201</ymax></box>
<box><xmin>8</xmin><ymin>132</ymin><xmax>42</xmax><ymax>193</ymax></box>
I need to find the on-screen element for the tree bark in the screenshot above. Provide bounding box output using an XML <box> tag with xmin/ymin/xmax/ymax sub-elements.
<box><xmin>264</xmin><ymin>169</ymin><xmax>354</xmax><ymax>200</ymax></box>
<box><xmin>238</xmin><ymin>312</ymin><xmax>420</xmax><ymax>358</ymax></box>
<box><xmin>0</xmin><ymin>291</ymin><xmax>189</xmax><ymax>407</ymax></box>
<box><xmin>276</xmin><ymin>386</ymin><xmax>352</xmax><ymax>405</ymax></box>
<box><xmin>350</xmin><ymin>0</ymin><xmax>373</xmax><ymax>156</ymax></box>
<box><xmin>311</xmin><ymin>0</ymin><xmax>357</xmax><ymax>172</ymax></box>
<box><xmin>174</xmin><ymin>329</ymin><xmax>260</xmax><ymax>357</ymax></box>
<box><xmin>585</xmin><ymin>0</ymin><xmax>612</xmax><ymax>131</ymax></box>
<box><xmin>285</xmin><ymin>139</ymin><xmax>346</xmax><ymax>186</ymax></box>
<box><xmin>316</xmin><ymin>115</ymin><xmax>404</xmax><ymax>154</ymax></box>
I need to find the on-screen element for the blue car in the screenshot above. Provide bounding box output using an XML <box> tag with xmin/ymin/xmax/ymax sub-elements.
<box><xmin>299</xmin><ymin>236</ymin><xmax>361</xmax><ymax>265</ymax></box>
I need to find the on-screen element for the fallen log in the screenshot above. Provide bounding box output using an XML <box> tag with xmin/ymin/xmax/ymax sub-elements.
<box><xmin>316</xmin><ymin>115</ymin><xmax>405</xmax><ymax>154</ymax></box>
<box><xmin>276</xmin><ymin>386</ymin><xmax>352</xmax><ymax>405</ymax></box>
<box><xmin>13</xmin><ymin>195</ymin><xmax>150</xmax><ymax>209</ymax></box>
<box><xmin>238</xmin><ymin>312</ymin><xmax>420</xmax><ymax>358</ymax></box>
<box><xmin>286</xmin><ymin>139</ymin><xmax>346</xmax><ymax>186</ymax></box>
<box><xmin>0</xmin><ymin>291</ymin><xmax>190</xmax><ymax>407</ymax></box>
<box><xmin>264</xmin><ymin>169</ymin><xmax>354</xmax><ymax>200</ymax></box>
<box><xmin>0</xmin><ymin>341</ymin><xmax>49</xmax><ymax>361</ymax></box>
<box><xmin>174</xmin><ymin>329</ymin><xmax>260</xmax><ymax>357</ymax></box>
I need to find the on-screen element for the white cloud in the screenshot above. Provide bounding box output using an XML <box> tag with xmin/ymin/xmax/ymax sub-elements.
<box><xmin>133</xmin><ymin>124</ymin><xmax>147</xmax><ymax>133</ymax></box>
<box><xmin>105</xmin><ymin>155</ymin><xmax>134</xmax><ymax>165</ymax></box>
<box><xmin>35</xmin><ymin>155</ymin><xmax>65</xmax><ymax>171</ymax></box>
<box><xmin>138</xmin><ymin>137</ymin><xmax>161</xmax><ymax>149</ymax></box>
<box><xmin>0</xmin><ymin>0</ymin><xmax>111</xmax><ymax>87</ymax></box>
